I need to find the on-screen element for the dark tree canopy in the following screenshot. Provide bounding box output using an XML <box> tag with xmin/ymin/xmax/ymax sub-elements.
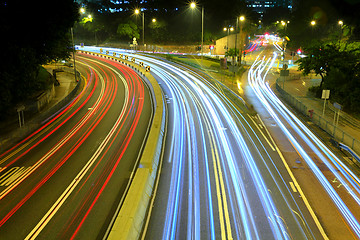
<box><xmin>0</xmin><ymin>0</ymin><xmax>79</xmax><ymax>116</ymax></box>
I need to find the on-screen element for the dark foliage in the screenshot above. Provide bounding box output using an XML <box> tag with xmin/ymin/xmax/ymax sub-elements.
<box><xmin>0</xmin><ymin>0</ymin><xmax>79</xmax><ymax>116</ymax></box>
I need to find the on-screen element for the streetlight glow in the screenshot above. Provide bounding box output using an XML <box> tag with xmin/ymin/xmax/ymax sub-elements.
<box><xmin>311</xmin><ymin>20</ymin><xmax>316</xmax><ymax>26</ymax></box>
<box><xmin>152</xmin><ymin>18</ymin><xmax>156</xmax><ymax>23</ymax></box>
<box><xmin>80</xmin><ymin>7</ymin><xmax>85</xmax><ymax>14</ymax></box>
<box><xmin>338</xmin><ymin>20</ymin><xmax>344</xmax><ymax>25</ymax></box>
<box><xmin>190</xmin><ymin>2</ymin><xmax>196</xmax><ymax>9</ymax></box>
<box><xmin>240</xmin><ymin>16</ymin><xmax>245</xmax><ymax>22</ymax></box>
<box><xmin>230</xmin><ymin>27</ymin><xmax>234</xmax><ymax>31</ymax></box>
<box><xmin>135</xmin><ymin>9</ymin><xmax>140</xmax><ymax>14</ymax></box>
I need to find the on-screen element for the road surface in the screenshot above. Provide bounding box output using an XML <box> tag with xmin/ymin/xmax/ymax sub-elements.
<box><xmin>0</xmin><ymin>53</ymin><xmax>152</xmax><ymax>239</ymax></box>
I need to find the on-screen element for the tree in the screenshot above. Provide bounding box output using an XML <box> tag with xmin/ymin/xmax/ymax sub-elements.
<box><xmin>297</xmin><ymin>43</ymin><xmax>340</xmax><ymax>87</ymax></box>
<box><xmin>0</xmin><ymin>0</ymin><xmax>79</xmax><ymax>117</ymax></box>
<box><xmin>117</xmin><ymin>21</ymin><xmax>140</xmax><ymax>40</ymax></box>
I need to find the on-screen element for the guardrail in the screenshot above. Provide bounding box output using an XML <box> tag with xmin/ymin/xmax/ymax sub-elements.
<box><xmin>276</xmin><ymin>79</ymin><xmax>360</xmax><ymax>157</ymax></box>
<box><xmin>339</xmin><ymin>142</ymin><xmax>360</xmax><ymax>163</ymax></box>
<box><xmin>78</xmin><ymin>50</ymin><xmax>167</xmax><ymax>240</ymax></box>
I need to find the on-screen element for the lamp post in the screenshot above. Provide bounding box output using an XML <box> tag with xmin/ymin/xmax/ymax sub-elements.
<box><xmin>223</xmin><ymin>26</ymin><xmax>234</xmax><ymax>51</ymax></box>
<box><xmin>190</xmin><ymin>2</ymin><xmax>204</xmax><ymax>64</ymax></box>
<box><xmin>338</xmin><ymin>20</ymin><xmax>344</xmax><ymax>43</ymax></box>
<box><xmin>135</xmin><ymin>9</ymin><xmax>145</xmax><ymax>49</ymax></box>
<box><xmin>239</xmin><ymin>16</ymin><xmax>245</xmax><ymax>65</ymax></box>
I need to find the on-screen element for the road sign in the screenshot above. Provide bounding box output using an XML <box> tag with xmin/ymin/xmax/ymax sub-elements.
<box><xmin>322</xmin><ymin>89</ymin><xmax>330</xmax><ymax>117</ymax></box>
<box><xmin>321</xmin><ymin>89</ymin><xmax>330</xmax><ymax>100</ymax></box>
<box><xmin>333</xmin><ymin>102</ymin><xmax>342</xmax><ymax>110</ymax></box>
<box><xmin>280</xmin><ymin>69</ymin><xmax>289</xmax><ymax>76</ymax></box>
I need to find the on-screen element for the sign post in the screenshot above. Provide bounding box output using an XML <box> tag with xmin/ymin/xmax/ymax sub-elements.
<box><xmin>16</xmin><ymin>105</ymin><xmax>25</xmax><ymax>128</ymax></box>
<box><xmin>333</xmin><ymin>102</ymin><xmax>342</xmax><ymax>126</ymax></box>
<box><xmin>321</xmin><ymin>89</ymin><xmax>330</xmax><ymax>117</ymax></box>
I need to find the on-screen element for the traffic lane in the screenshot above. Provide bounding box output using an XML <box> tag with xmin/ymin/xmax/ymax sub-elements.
<box><xmin>0</xmin><ymin>55</ymin><xmax>121</xmax><ymax>239</ymax></box>
<box><xmin>0</xmin><ymin>62</ymin><xmax>98</xmax><ymax>169</ymax></box>
<box><xmin>35</xmin><ymin>54</ymin><xmax>152</xmax><ymax>239</ymax></box>
<box><xmin>269</xmin><ymin>112</ymin><xmax>360</xmax><ymax>239</ymax></box>
<box><xmin>234</xmin><ymin>112</ymin><xmax>323</xmax><ymax>239</ymax></box>
<box><xmin>246</xmin><ymin>55</ymin><xmax>358</xmax><ymax>239</ymax></box>
<box><xmin>0</xmin><ymin>54</ymin><xmax>150</xmax><ymax>240</ymax></box>
<box><xmin>144</xmin><ymin>61</ymin><xmax>276</xmax><ymax>239</ymax></box>
<box><xmin>31</xmin><ymin>55</ymin><xmax>153</xmax><ymax>239</ymax></box>
<box><xmin>143</xmin><ymin>56</ymin><xmax>320</xmax><ymax>238</ymax></box>
<box><xmin>259</xmin><ymin>65</ymin><xmax>360</xmax><ymax>238</ymax></box>
<box><xmin>206</xmin><ymin>96</ymin><xmax>311</xmax><ymax>239</ymax></box>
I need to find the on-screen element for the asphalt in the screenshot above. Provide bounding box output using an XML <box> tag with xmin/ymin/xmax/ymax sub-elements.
<box><xmin>0</xmin><ymin>54</ymin><xmax>152</xmax><ymax>239</ymax></box>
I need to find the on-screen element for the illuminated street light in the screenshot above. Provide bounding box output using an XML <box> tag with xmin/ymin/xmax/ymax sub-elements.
<box><xmin>134</xmin><ymin>9</ymin><xmax>145</xmax><ymax>47</ymax></box>
<box><xmin>239</xmin><ymin>16</ymin><xmax>245</xmax><ymax>22</ymax></box>
<box><xmin>338</xmin><ymin>20</ymin><xmax>344</xmax><ymax>26</ymax></box>
<box><xmin>189</xmin><ymin>2</ymin><xmax>204</xmax><ymax>60</ymax></box>
<box><xmin>152</xmin><ymin>18</ymin><xmax>156</xmax><ymax>23</ymax></box>
<box><xmin>311</xmin><ymin>20</ymin><xmax>316</xmax><ymax>26</ymax></box>
<box><xmin>80</xmin><ymin>7</ymin><xmax>85</xmax><ymax>14</ymax></box>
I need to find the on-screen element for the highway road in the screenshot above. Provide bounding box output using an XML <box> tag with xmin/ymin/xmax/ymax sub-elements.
<box><xmin>245</xmin><ymin>44</ymin><xmax>360</xmax><ymax>239</ymax></box>
<box><xmin>82</xmin><ymin>46</ymin><xmax>328</xmax><ymax>239</ymax></box>
<box><xmin>0</xmin><ymin>53</ymin><xmax>152</xmax><ymax>239</ymax></box>
<box><xmin>81</xmin><ymin>45</ymin><xmax>360</xmax><ymax>240</ymax></box>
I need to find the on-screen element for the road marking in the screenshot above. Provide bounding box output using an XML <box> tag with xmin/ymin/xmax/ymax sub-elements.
<box><xmin>274</xmin><ymin>144</ymin><xmax>329</xmax><ymax>240</ymax></box>
<box><xmin>289</xmin><ymin>181</ymin><xmax>297</xmax><ymax>192</ymax></box>
<box><xmin>0</xmin><ymin>167</ymin><xmax>32</xmax><ymax>187</ymax></box>
<box><xmin>208</xmin><ymin>121</ymin><xmax>233</xmax><ymax>240</ymax></box>
<box><xmin>25</xmin><ymin>56</ymin><xmax>130</xmax><ymax>240</ymax></box>
<box><xmin>247</xmin><ymin>114</ymin><xmax>275</xmax><ymax>151</ymax></box>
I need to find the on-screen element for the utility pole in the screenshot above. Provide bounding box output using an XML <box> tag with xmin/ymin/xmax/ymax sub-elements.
<box><xmin>71</xmin><ymin>27</ymin><xmax>77</xmax><ymax>82</ymax></box>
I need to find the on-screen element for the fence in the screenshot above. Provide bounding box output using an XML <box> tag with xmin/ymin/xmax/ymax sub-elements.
<box><xmin>276</xmin><ymin>79</ymin><xmax>360</xmax><ymax>156</ymax></box>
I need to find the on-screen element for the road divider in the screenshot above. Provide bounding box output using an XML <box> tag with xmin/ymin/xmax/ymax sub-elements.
<box><xmin>79</xmin><ymin>50</ymin><xmax>167</xmax><ymax>240</ymax></box>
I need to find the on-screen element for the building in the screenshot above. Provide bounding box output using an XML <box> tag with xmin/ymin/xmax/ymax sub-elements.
<box><xmin>246</xmin><ymin>0</ymin><xmax>293</xmax><ymax>14</ymax></box>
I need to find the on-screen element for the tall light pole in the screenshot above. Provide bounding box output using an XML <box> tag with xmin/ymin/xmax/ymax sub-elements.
<box><xmin>135</xmin><ymin>9</ymin><xmax>145</xmax><ymax>49</ymax></box>
<box><xmin>338</xmin><ymin>20</ymin><xmax>344</xmax><ymax>43</ymax></box>
<box><xmin>190</xmin><ymin>2</ymin><xmax>204</xmax><ymax>64</ymax></box>
<box><xmin>239</xmin><ymin>16</ymin><xmax>245</xmax><ymax>65</ymax></box>
<box><xmin>223</xmin><ymin>26</ymin><xmax>234</xmax><ymax>51</ymax></box>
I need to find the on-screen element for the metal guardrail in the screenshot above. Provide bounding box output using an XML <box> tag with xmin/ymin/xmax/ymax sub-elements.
<box><xmin>276</xmin><ymin>80</ymin><xmax>360</xmax><ymax>157</ymax></box>
<box><xmin>339</xmin><ymin>142</ymin><xmax>360</xmax><ymax>163</ymax></box>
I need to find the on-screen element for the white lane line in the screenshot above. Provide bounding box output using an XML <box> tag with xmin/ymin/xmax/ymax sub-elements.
<box><xmin>25</xmin><ymin>57</ymin><xmax>129</xmax><ymax>240</ymax></box>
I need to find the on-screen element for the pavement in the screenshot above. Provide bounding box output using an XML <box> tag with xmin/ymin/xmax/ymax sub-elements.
<box><xmin>0</xmin><ymin>64</ymin><xmax>77</xmax><ymax>153</ymax></box>
<box><xmin>276</xmin><ymin>67</ymin><xmax>360</xmax><ymax>154</ymax></box>
<box><xmin>43</xmin><ymin>64</ymin><xmax>77</xmax><ymax>109</ymax></box>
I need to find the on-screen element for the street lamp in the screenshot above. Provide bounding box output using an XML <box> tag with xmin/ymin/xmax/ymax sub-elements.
<box><xmin>189</xmin><ymin>2</ymin><xmax>204</xmax><ymax>61</ymax></box>
<box><xmin>239</xmin><ymin>16</ymin><xmax>245</xmax><ymax>65</ymax></box>
<box><xmin>311</xmin><ymin>20</ymin><xmax>316</xmax><ymax>26</ymax></box>
<box><xmin>223</xmin><ymin>26</ymin><xmax>234</xmax><ymax>50</ymax></box>
<box><xmin>134</xmin><ymin>9</ymin><xmax>145</xmax><ymax>48</ymax></box>
<box><xmin>152</xmin><ymin>18</ymin><xmax>156</xmax><ymax>23</ymax></box>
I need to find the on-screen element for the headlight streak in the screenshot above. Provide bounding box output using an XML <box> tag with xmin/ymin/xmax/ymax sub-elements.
<box><xmin>250</xmin><ymin>51</ymin><xmax>360</xmax><ymax>237</ymax></box>
<box><xmin>133</xmin><ymin>54</ymin><xmax>290</xmax><ymax>239</ymax></box>
<box><xmin>82</xmin><ymin>46</ymin><xmax>330</xmax><ymax>239</ymax></box>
